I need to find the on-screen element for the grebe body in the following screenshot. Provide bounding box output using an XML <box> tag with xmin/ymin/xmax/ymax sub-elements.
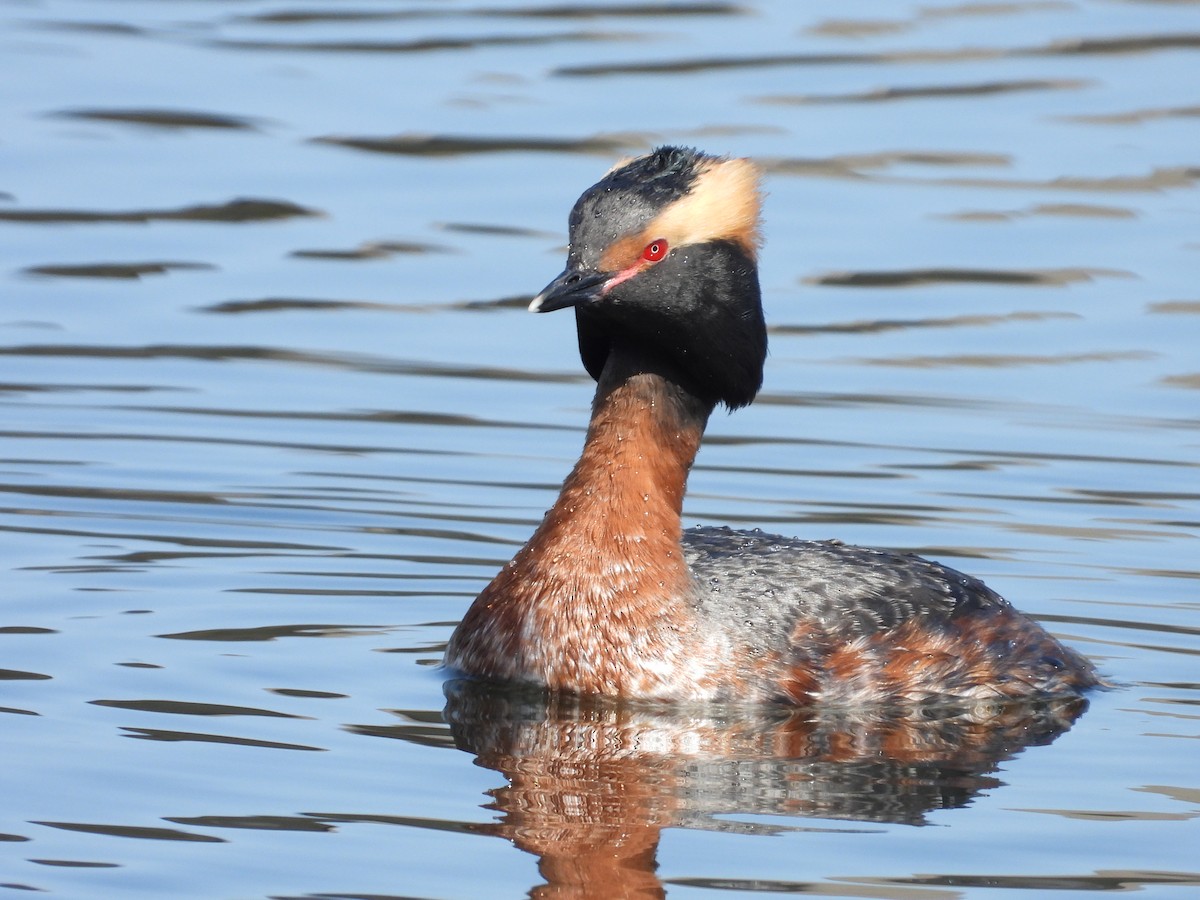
<box><xmin>444</xmin><ymin>146</ymin><xmax>1098</xmax><ymax>706</ymax></box>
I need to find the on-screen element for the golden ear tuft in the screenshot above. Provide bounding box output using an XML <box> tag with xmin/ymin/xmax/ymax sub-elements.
<box><xmin>646</xmin><ymin>156</ymin><xmax>764</xmax><ymax>258</ymax></box>
<box><xmin>700</xmin><ymin>157</ymin><xmax>764</xmax><ymax>254</ymax></box>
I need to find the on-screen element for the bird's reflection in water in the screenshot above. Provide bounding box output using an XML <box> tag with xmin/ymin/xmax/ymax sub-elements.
<box><xmin>442</xmin><ymin>680</ymin><xmax>1087</xmax><ymax>900</ymax></box>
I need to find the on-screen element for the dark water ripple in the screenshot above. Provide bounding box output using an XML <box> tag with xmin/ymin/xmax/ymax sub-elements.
<box><xmin>807</xmin><ymin>266</ymin><xmax>1129</xmax><ymax>287</ymax></box>
<box><xmin>0</xmin><ymin>199</ymin><xmax>318</xmax><ymax>224</ymax></box>
<box><xmin>31</xmin><ymin>822</ymin><xmax>225</xmax><ymax>843</ymax></box>
<box><xmin>198</xmin><ymin>295</ymin><xmax>530</xmax><ymax>313</ymax></box>
<box><xmin>50</xmin><ymin>107</ymin><xmax>262</xmax><ymax>130</ymax></box>
<box><xmin>22</xmin><ymin>261</ymin><xmax>216</xmax><ymax>279</ymax></box>
<box><xmin>0</xmin><ymin>344</ymin><xmax>584</xmax><ymax>382</ymax></box>
<box><xmin>671</xmin><ymin>871</ymin><xmax>1200</xmax><ymax>894</ymax></box>
<box><xmin>756</xmin><ymin>77</ymin><xmax>1090</xmax><ymax>105</ymax></box>
<box><xmin>233</xmin><ymin>3</ymin><xmax>744</xmax><ymax>26</ymax></box>
<box><xmin>311</xmin><ymin>132</ymin><xmax>645</xmax><ymax>157</ymax></box>
<box><xmin>290</xmin><ymin>240</ymin><xmax>450</xmax><ymax>260</ymax></box>
<box><xmin>553</xmin><ymin>32</ymin><xmax>1200</xmax><ymax>77</ymax></box>
<box><xmin>771</xmin><ymin>310</ymin><xmax>1080</xmax><ymax>335</ymax></box>
<box><xmin>89</xmin><ymin>699</ymin><xmax>306</xmax><ymax>718</ymax></box>
<box><xmin>210</xmin><ymin>30</ymin><xmax>637</xmax><ymax>55</ymax></box>
<box><xmin>1063</xmin><ymin>104</ymin><xmax>1200</xmax><ymax>125</ymax></box>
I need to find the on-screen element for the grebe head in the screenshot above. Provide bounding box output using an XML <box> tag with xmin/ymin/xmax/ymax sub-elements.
<box><xmin>529</xmin><ymin>146</ymin><xmax>768</xmax><ymax>410</ymax></box>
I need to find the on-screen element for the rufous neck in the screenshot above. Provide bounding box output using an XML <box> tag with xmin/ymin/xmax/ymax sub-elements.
<box><xmin>559</xmin><ymin>362</ymin><xmax>711</xmax><ymax>531</ymax></box>
<box><xmin>442</xmin><ymin>358</ymin><xmax>714</xmax><ymax>693</ymax></box>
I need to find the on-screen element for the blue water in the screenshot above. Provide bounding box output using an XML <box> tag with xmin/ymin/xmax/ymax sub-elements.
<box><xmin>2</xmin><ymin>1</ymin><xmax>1198</xmax><ymax>897</ymax></box>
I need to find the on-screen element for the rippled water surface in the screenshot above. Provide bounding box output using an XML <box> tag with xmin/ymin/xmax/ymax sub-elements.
<box><xmin>3</xmin><ymin>1</ymin><xmax>1199</xmax><ymax>897</ymax></box>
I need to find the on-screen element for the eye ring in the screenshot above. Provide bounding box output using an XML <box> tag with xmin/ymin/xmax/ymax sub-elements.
<box><xmin>642</xmin><ymin>239</ymin><xmax>669</xmax><ymax>263</ymax></box>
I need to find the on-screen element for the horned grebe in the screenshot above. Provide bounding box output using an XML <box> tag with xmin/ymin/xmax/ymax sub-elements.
<box><xmin>444</xmin><ymin>146</ymin><xmax>1098</xmax><ymax>706</ymax></box>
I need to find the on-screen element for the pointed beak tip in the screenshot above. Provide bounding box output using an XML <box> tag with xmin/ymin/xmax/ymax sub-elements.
<box><xmin>528</xmin><ymin>269</ymin><xmax>606</xmax><ymax>315</ymax></box>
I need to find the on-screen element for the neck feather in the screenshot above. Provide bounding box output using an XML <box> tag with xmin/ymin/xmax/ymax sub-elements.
<box><xmin>548</xmin><ymin>341</ymin><xmax>712</xmax><ymax>566</ymax></box>
<box><xmin>522</xmin><ymin>360</ymin><xmax>710</xmax><ymax>600</ymax></box>
<box><xmin>445</xmin><ymin>353</ymin><xmax>713</xmax><ymax>695</ymax></box>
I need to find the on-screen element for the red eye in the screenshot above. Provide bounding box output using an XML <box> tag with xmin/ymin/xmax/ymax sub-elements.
<box><xmin>642</xmin><ymin>239</ymin><xmax>668</xmax><ymax>262</ymax></box>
